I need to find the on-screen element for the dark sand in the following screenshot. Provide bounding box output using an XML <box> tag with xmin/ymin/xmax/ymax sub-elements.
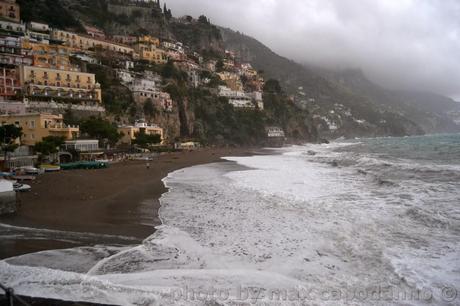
<box><xmin>0</xmin><ymin>147</ymin><xmax>256</xmax><ymax>259</ymax></box>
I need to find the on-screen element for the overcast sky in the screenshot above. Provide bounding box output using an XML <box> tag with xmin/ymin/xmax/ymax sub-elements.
<box><xmin>165</xmin><ymin>0</ymin><xmax>460</xmax><ymax>100</ymax></box>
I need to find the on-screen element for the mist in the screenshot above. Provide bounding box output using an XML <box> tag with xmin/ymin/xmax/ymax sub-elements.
<box><xmin>164</xmin><ymin>0</ymin><xmax>460</xmax><ymax>100</ymax></box>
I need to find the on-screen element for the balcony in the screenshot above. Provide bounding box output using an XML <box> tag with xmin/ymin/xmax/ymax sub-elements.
<box><xmin>48</xmin><ymin>123</ymin><xmax>79</xmax><ymax>132</ymax></box>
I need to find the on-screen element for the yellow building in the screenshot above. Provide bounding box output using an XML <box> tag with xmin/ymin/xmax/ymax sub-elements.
<box><xmin>118</xmin><ymin>122</ymin><xmax>164</xmax><ymax>145</ymax></box>
<box><xmin>51</xmin><ymin>29</ymin><xmax>135</xmax><ymax>56</ymax></box>
<box><xmin>138</xmin><ymin>35</ymin><xmax>160</xmax><ymax>47</ymax></box>
<box><xmin>19</xmin><ymin>65</ymin><xmax>102</xmax><ymax>103</ymax></box>
<box><xmin>0</xmin><ymin>0</ymin><xmax>20</xmax><ymax>22</ymax></box>
<box><xmin>134</xmin><ymin>43</ymin><xmax>167</xmax><ymax>64</ymax></box>
<box><xmin>21</xmin><ymin>40</ymin><xmax>74</xmax><ymax>71</ymax></box>
<box><xmin>0</xmin><ymin>113</ymin><xmax>79</xmax><ymax>146</ymax></box>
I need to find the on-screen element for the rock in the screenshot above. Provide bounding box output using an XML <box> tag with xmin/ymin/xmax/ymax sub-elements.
<box><xmin>330</xmin><ymin>161</ymin><xmax>339</xmax><ymax>167</ymax></box>
<box><xmin>358</xmin><ymin>169</ymin><xmax>367</xmax><ymax>175</ymax></box>
<box><xmin>319</xmin><ymin>138</ymin><xmax>330</xmax><ymax>144</ymax></box>
<box><xmin>307</xmin><ymin>150</ymin><xmax>316</xmax><ymax>156</ymax></box>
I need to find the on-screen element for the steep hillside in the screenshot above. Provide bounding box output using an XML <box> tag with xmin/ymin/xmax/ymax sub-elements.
<box><xmin>18</xmin><ymin>0</ymin><xmax>454</xmax><ymax>140</ymax></box>
<box><xmin>323</xmin><ymin>69</ymin><xmax>460</xmax><ymax>133</ymax></box>
<box><xmin>221</xmin><ymin>28</ymin><xmax>424</xmax><ymax>137</ymax></box>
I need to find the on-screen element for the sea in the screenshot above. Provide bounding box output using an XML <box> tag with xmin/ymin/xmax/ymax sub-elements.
<box><xmin>1</xmin><ymin>133</ymin><xmax>459</xmax><ymax>305</ymax></box>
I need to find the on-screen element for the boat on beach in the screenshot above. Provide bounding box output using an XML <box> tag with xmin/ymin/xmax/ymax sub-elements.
<box><xmin>13</xmin><ymin>182</ymin><xmax>31</xmax><ymax>192</ymax></box>
<box><xmin>40</xmin><ymin>164</ymin><xmax>61</xmax><ymax>172</ymax></box>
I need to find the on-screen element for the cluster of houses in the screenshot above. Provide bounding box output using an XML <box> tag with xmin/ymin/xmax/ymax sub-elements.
<box><xmin>0</xmin><ymin>0</ymin><xmax>278</xmax><ymax>170</ymax></box>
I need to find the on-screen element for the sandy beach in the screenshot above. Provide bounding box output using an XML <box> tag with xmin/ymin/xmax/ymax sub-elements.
<box><xmin>0</xmin><ymin>147</ymin><xmax>256</xmax><ymax>259</ymax></box>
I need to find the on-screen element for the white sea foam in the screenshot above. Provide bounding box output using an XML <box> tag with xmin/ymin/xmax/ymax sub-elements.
<box><xmin>1</xmin><ymin>143</ymin><xmax>459</xmax><ymax>305</ymax></box>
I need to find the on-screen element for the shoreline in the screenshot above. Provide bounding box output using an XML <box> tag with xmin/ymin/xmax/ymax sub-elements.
<box><xmin>0</xmin><ymin>147</ymin><xmax>258</xmax><ymax>260</ymax></box>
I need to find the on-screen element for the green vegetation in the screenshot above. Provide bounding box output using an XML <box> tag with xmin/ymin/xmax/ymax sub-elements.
<box><xmin>0</xmin><ymin>125</ymin><xmax>22</xmax><ymax>164</ymax></box>
<box><xmin>87</xmin><ymin>64</ymin><xmax>134</xmax><ymax>115</ymax></box>
<box><xmin>133</xmin><ymin>130</ymin><xmax>162</xmax><ymax>149</ymax></box>
<box><xmin>80</xmin><ymin>117</ymin><xmax>122</xmax><ymax>145</ymax></box>
<box><xmin>33</xmin><ymin>136</ymin><xmax>65</xmax><ymax>155</ymax></box>
<box><xmin>189</xmin><ymin>89</ymin><xmax>265</xmax><ymax>145</ymax></box>
<box><xmin>17</xmin><ymin>0</ymin><xmax>83</xmax><ymax>30</ymax></box>
<box><xmin>169</xmin><ymin>16</ymin><xmax>222</xmax><ymax>53</ymax></box>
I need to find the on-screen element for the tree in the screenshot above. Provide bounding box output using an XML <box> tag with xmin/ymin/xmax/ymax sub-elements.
<box><xmin>80</xmin><ymin>117</ymin><xmax>122</xmax><ymax>146</ymax></box>
<box><xmin>133</xmin><ymin>130</ymin><xmax>162</xmax><ymax>148</ymax></box>
<box><xmin>143</xmin><ymin>98</ymin><xmax>157</xmax><ymax>117</ymax></box>
<box><xmin>215</xmin><ymin>59</ymin><xmax>224</xmax><ymax>72</ymax></box>
<box><xmin>163</xmin><ymin>3</ymin><xmax>172</xmax><ymax>19</ymax></box>
<box><xmin>198</xmin><ymin>15</ymin><xmax>209</xmax><ymax>24</ymax></box>
<box><xmin>33</xmin><ymin>136</ymin><xmax>65</xmax><ymax>155</ymax></box>
<box><xmin>0</xmin><ymin>124</ymin><xmax>22</xmax><ymax>168</ymax></box>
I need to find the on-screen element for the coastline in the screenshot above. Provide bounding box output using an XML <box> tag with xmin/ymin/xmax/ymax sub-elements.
<box><xmin>0</xmin><ymin>147</ymin><xmax>257</xmax><ymax>260</ymax></box>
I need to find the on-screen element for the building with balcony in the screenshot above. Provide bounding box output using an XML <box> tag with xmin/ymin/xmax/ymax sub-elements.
<box><xmin>0</xmin><ymin>36</ymin><xmax>33</xmax><ymax>68</ymax></box>
<box><xmin>118</xmin><ymin>121</ymin><xmax>164</xmax><ymax>145</ymax></box>
<box><xmin>130</xmin><ymin>76</ymin><xmax>160</xmax><ymax>104</ymax></box>
<box><xmin>134</xmin><ymin>42</ymin><xmax>167</xmax><ymax>64</ymax></box>
<box><xmin>0</xmin><ymin>0</ymin><xmax>20</xmax><ymax>22</ymax></box>
<box><xmin>19</xmin><ymin>65</ymin><xmax>102</xmax><ymax>104</ymax></box>
<box><xmin>0</xmin><ymin>19</ymin><xmax>24</xmax><ymax>33</ymax></box>
<box><xmin>0</xmin><ymin>113</ymin><xmax>79</xmax><ymax>146</ymax></box>
<box><xmin>218</xmin><ymin>85</ymin><xmax>261</xmax><ymax>109</ymax></box>
<box><xmin>21</xmin><ymin>40</ymin><xmax>74</xmax><ymax>70</ymax></box>
<box><xmin>25</xmin><ymin>21</ymin><xmax>51</xmax><ymax>43</ymax></box>
<box><xmin>51</xmin><ymin>29</ymin><xmax>135</xmax><ymax>56</ymax></box>
<box><xmin>83</xmin><ymin>25</ymin><xmax>105</xmax><ymax>40</ymax></box>
<box><xmin>138</xmin><ymin>35</ymin><xmax>160</xmax><ymax>47</ymax></box>
<box><xmin>0</xmin><ymin>66</ymin><xmax>20</xmax><ymax>98</ymax></box>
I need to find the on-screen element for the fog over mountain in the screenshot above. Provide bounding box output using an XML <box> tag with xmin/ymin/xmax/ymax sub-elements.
<box><xmin>166</xmin><ymin>0</ymin><xmax>460</xmax><ymax>100</ymax></box>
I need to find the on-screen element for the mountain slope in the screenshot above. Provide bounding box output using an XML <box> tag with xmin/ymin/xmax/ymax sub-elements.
<box><xmin>19</xmin><ymin>0</ymin><xmax>456</xmax><ymax>139</ymax></box>
<box><xmin>323</xmin><ymin>69</ymin><xmax>460</xmax><ymax>133</ymax></box>
<box><xmin>221</xmin><ymin>28</ymin><xmax>424</xmax><ymax>137</ymax></box>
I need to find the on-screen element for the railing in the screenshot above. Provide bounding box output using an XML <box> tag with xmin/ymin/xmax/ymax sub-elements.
<box><xmin>0</xmin><ymin>283</ymin><xmax>30</xmax><ymax>306</ymax></box>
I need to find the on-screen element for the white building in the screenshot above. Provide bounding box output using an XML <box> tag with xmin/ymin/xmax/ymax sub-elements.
<box><xmin>72</xmin><ymin>53</ymin><xmax>100</xmax><ymax>65</ymax></box>
<box><xmin>28</xmin><ymin>22</ymin><xmax>50</xmax><ymax>33</ymax></box>
<box><xmin>130</xmin><ymin>77</ymin><xmax>160</xmax><ymax>103</ymax></box>
<box><xmin>0</xmin><ymin>20</ymin><xmax>25</xmax><ymax>33</ymax></box>
<box><xmin>117</xmin><ymin>69</ymin><xmax>135</xmax><ymax>84</ymax></box>
<box><xmin>267</xmin><ymin>127</ymin><xmax>285</xmax><ymax>138</ymax></box>
<box><xmin>218</xmin><ymin>86</ymin><xmax>262</xmax><ymax>109</ymax></box>
<box><xmin>162</xmin><ymin>41</ymin><xmax>184</xmax><ymax>53</ymax></box>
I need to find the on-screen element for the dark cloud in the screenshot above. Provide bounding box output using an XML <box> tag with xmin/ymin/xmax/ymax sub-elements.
<box><xmin>165</xmin><ymin>0</ymin><xmax>460</xmax><ymax>99</ymax></box>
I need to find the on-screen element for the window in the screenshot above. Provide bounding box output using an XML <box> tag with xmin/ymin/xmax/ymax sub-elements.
<box><xmin>30</xmin><ymin>120</ymin><xmax>35</xmax><ymax>128</ymax></box>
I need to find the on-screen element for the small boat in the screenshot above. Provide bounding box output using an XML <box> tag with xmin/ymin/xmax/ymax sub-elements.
<box><xmin>13</xmin><ymin>182</ymin><xmax>31</xmax><ymax>192</ymax></box>
<box><xmin>12</xmin><ymin>175</ymin><xmax>36</xmax><ymax>181</ymax></box>
<box><xmin>18</xmin><ymin>166</ymin><xmax>42</xmax><ymax>175</ymax></box>
<box><xmin>95</xmin><ymin>159</ymin><xmax>110</xmax><ymax>163</ymax></box>
<box><xmin>40</xmin><ymin>164</ymin><xmax>61</xmax><ymax>172</ymax></box>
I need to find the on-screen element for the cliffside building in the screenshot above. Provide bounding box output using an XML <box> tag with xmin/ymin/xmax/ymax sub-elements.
<box><xmin>19</xmin><ymin>65</ymin><xmax>102</xmax><ymax>104</ymax></box>
<box><xmin>0</xmin><ymin>0</ymin><xmax>20</xmax><ymax>22</ymax></box>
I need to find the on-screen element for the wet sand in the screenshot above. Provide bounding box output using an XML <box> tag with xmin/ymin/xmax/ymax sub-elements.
<box><xmin>0</xmin><ymin>147</ymin><xmax>256</xmax><ymax>259</ymax></box>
